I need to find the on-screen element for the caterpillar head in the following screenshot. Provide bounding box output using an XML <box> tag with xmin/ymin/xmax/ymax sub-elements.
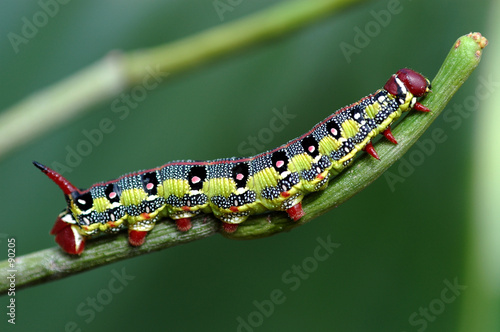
<box><xmin>384</xmin><ymin>68</ymin><xmax>431</xmax><ymax>98</ymax></box>
<box><xmin>33</xmin><ymin>161</ymin><xmax>85</xmax><ymax>255</ymax></box>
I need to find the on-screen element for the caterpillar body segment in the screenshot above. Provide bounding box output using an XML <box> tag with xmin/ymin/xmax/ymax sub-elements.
<box><xmin>35</xmin><ymin>68</ymin><xmax>431</xmax><ymax>254</ymax></box>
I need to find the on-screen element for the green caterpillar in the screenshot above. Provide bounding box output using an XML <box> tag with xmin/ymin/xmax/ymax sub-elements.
<box><xmin>35</xmin><ymin>68</ymin><xmax>431</xmax><ymax>254</ymax></box>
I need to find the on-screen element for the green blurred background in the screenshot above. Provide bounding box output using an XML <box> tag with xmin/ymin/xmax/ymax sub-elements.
<box><xmin>0</xmin><ymin>0</ymin><xmax>497</xmax><ymax>331</ymax></box>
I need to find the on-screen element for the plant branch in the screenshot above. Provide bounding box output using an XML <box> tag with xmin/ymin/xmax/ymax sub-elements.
<box><xmin>0</xmin><ymin>0</ymin><xmax>369</xmax><ymax>161</ymax></box>
<box><xmin>0</xmin><ymin>33</ymin><xmax>487</xmax><ymax>295</ymax></box>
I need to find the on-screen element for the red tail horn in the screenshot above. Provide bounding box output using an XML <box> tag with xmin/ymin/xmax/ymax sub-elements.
<box><xmin>33</xmin><ymin>161</ymin><xmax>79</xmax><ymax>195</ymax></box>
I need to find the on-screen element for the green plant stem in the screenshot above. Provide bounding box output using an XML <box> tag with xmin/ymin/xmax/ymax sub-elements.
<box><xmin>0</xmin><ymin>33</ymin><xmax>487</xmax><ymax>295</ymax></box>
<box><xmin>0</xmin><ymin>0</ymin><xmax>369</xmax><ymax>160</ymax></box>
<box><xmin>459</xmin><ymin>15</ymin><xmax>499</xmax><ymax>331</ymax></box>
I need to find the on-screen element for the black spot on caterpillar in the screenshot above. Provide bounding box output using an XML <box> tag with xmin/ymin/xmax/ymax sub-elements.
<box><xmin>34</xmin><ymin>68</ymin><xmax>431</xmax><ymax>254</ymax></box>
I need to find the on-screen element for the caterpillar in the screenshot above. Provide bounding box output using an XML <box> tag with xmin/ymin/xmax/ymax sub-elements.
<box><xmin>35</xmin><ymin>68</ymin><xmax>431</xmax><ymax>255</ymax></box>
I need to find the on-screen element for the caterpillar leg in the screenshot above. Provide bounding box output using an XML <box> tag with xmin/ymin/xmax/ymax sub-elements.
<box><xmin>382</xmin><ymin>127</ymin><xmax>398</xmax><ymax>144</ymax></box>
<box><xmin>171</xmin><ymin>211</ymin><xmax>201</xmax><ymax>232</ymax></box>
<box><xmin>220</xmin><ymin>202</ymin><xmax>305</xmax><ymax>231</ymax></box>
<box><xmin>176</xmin><ymin>218</ymin><xmax>192</xmax><ymax>232</ymax></box>
<box><xmin>128</xmin><ymin>230</ymin><xmax>148</xmax><ymax>246</ymax></box>
<box><xmin>363</xmin><ymin>142</ymin><xmax>380</xmax><ymax>160</ymax></box>
<box><xmin>413</xmin><ymin>102</ymin><xmax>431</xmax><ymax>113</ymax></box>
<box><xmin>286</xmin><ymin>202</ymin><xmax>305</xmax><ymax>221</ymax></box>
<box><xmin>128</xmin><ymin>217</ymin><xmax>157</xmax><ymax>247</ymax></box>
<box><xmin>219</xmin><ymin>215</ymin><xmax>247</xmax><ymax>233</ymax></box>
<box><xmin>217</xmin><ymin>210</ymin><xmax>251</xmax><ymax>233</ymax></box>
<box><xmin>222</xmin><ymin>222</ymin><xmax>238</xmax><ymax>233</ymax></box>
<box><xmin>50</xmin><ymin>211</ymin><xmax>86</xmax><ymax>255</ymax></box>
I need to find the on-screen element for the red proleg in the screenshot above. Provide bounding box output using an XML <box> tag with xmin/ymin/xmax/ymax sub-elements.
<box><xmin>286</xmin><ymin>202</ymin><xmax>305</xmax><ymax>221</ymax></box>
<box><xmin>176</xmin><ymin>218</ymin><xmax>192</xmax><ymax>232</ymax></box>
<box><xmin>222</xmin><ymin>223</ymin><xmax>238</xmax><ymax>233</ymax></box>
<box><xmin>128</xmin><ymin>230</ymin><xmax>148</xmax><ymax>246</ymax></box>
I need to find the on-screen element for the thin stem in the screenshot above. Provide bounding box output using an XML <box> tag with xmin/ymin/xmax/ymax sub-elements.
<box><xmin>459</xmin><ymin>13</ymin><xmax>500</xmax><ymax>331</ymax></box>
<box><xmin>0</xmin><ymin>0</ymin><xmax>369</xmax><ymax>160</ymax></box>
<box><xmin>0</xmin><ymin>33</ymin><xmax>487</xmax><ymax>295</ymax></box>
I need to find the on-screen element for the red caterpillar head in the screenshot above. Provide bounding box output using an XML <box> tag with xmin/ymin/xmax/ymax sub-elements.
<box><xmin>384</xmin><ymin>68</ymin><xmax>431</xmax><ymax>98</ymax></box>
<box><xmin>33</xmin><ymin>161</ymin><xmax>85</xmax><ymax>254</ymax></box>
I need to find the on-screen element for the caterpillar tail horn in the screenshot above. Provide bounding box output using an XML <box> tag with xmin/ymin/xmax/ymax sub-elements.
<box><xmin>33</xmin><ymin>162</ymin><xmax>84</xmax><ymax>254</ymax></box>
<box><xmin>33</xmin><ymin>161</ymin><xmax>79</xmax><ymax>195</ymax></box>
